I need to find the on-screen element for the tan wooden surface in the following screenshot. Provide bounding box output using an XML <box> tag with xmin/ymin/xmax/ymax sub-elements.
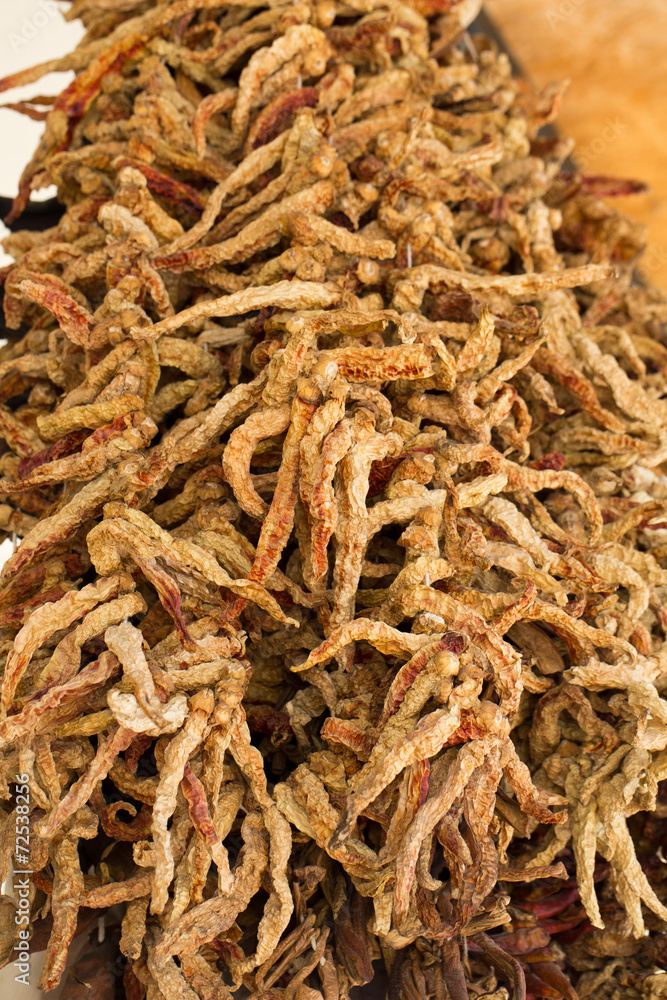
<box><xmin>485</xmin><ymin>0</ymin><xmax>667</xmax><ymax>289</ymax></box>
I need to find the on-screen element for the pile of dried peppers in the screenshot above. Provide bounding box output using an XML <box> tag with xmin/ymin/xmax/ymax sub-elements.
<box><xmin>0</xmin><ymin>1</ymin><xmax>666</xmax><ymax>997</ymax></box>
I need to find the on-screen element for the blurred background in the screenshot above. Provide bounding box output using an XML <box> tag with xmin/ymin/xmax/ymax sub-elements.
<box><xmin>486</xmin><ymin>0</ymin><xmax>667</xmax><ymax>290</ymax></box>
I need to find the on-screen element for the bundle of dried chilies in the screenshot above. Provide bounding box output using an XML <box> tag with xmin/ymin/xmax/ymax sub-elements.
<box><xmin>0</xmin><ymin>0</ymin><xmax>666</xmax><ymax>997</ymax></box>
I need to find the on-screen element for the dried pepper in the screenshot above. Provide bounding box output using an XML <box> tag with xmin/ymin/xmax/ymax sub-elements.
<box><xmin>0</xmin><ymin>1</ymin><xmax>666</xmax><ymax>998</ymax></box>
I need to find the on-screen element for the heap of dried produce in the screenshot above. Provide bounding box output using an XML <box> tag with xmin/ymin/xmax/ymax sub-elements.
<box><xmin>1</xmin><ymin>1</ymin><xmax>667</xmax><ymax>997</ymax></box>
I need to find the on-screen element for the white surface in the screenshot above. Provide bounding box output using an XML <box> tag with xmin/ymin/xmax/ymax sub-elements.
<box><xmin>0</xmin><ymin>0</ymin><xmax>85</xmax><ymax>265</ymax></box>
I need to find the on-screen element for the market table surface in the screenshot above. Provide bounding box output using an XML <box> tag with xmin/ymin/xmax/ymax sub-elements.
<box><xmin>486</xmin><ymin>0</ymin><xmax>667</xmax><ymax>291</ymax></box>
